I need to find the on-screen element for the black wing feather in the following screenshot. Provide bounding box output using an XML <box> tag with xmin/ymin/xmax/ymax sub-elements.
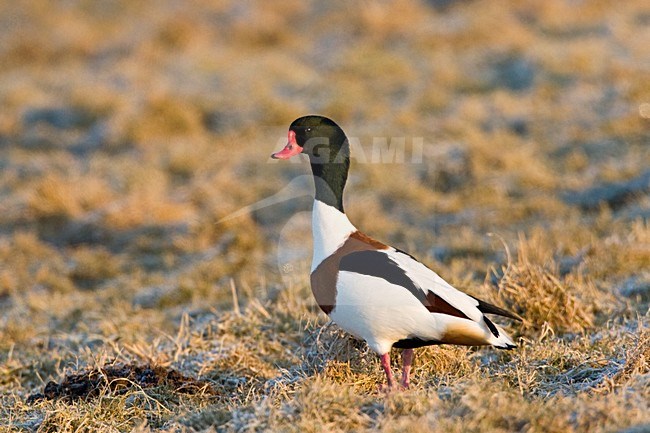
<box><xmin>471</xmin><ymin>296</ymin><xmax>522</xmax><ymax>322</ymax></box>
<box><xmin>339</xmin><ymin>250</ymin><xmax>427</xmax><ymax>304</ymax></box>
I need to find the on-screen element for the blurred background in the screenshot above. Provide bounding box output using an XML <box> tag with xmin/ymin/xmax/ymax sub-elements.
<box><xmin>0</xmin><ymin>0</ymin><xmax>648</xmax><ymax>431</ymax></box>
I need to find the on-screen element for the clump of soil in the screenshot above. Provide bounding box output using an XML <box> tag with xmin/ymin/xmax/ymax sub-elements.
<box><xmin>27</xmin><ymin>363</ymin><xmax>215</xmax><ymax>403</ymax></box>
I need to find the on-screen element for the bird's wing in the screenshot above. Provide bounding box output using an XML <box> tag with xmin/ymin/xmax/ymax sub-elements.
<box><xmin>387</xmin><ymin>248</ymin><xmax>485</xmax><ymax>322</ymax></box>
<box><xmin>339</xmin><ymin>248</ymin><xmax>483</xmax><ymax>323</ymax></box>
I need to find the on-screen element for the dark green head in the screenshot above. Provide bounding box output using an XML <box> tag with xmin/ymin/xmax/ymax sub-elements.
<box><xmin>271</xmin><ymin>115</ymin><xmax>350</xmax><ymax>212</ymax></box>
<box><xmin>290</xmin><ymin>115</ymin><xmax>349</xmax><ymax>164</ymax></box>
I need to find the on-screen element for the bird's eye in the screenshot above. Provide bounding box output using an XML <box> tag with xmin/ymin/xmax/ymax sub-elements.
<box><xmin>305</xmin><ymin>127</ymin><xmax>312</xmax><ymax>133</ymax></box>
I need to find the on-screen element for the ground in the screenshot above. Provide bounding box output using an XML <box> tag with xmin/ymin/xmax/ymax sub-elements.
<box><xmin>0</xmin><ymin>1</ymin><xmax>649</xmax><ymax>432</ymax></box>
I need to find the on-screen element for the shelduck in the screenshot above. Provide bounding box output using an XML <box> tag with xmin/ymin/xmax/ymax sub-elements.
<box><xmin>272</xmin><ymin>115</ymin><xmax>521</xmax><ymax>389</ymax></box>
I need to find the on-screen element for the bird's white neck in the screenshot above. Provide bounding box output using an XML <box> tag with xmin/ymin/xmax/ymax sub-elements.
<box><xmin>311</xmin><ymin>199</ymin><xmax>356</xmax><ymax>272</ymax></box>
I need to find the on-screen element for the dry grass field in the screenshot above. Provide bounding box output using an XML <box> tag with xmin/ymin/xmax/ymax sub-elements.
<box><xmin>0</xmin><ymin>1</ymin><xmax>649</xmax><ymax>432</ymax></box>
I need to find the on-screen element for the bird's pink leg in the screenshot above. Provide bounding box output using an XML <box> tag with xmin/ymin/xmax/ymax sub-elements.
<box><xmin>401</xmin><ymin>348</ymin><xmax>414</xmax><ymax>389</ymax></box>
<box><xmin>380</xmin><ymin>353</ymin><xmax>396</xmax><ymax>390</ymax></box>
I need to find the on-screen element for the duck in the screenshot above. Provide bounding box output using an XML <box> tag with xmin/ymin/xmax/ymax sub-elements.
<box><xmin>271</xmin><ymin>115</ymin><xmax>521</xmax><ymax>389</ymax></box>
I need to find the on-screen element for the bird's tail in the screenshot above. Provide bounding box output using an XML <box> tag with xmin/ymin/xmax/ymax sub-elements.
<box><xmin>488</xmin><ymin>323</ymin><xmax>516</xmax><ymax>349</ymax></box>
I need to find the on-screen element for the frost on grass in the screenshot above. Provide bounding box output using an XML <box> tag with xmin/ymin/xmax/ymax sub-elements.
<box><xmin>1</xmin><ymin>0</ymin><xmax>650</xmax><ymax>432</ymax></box>
<box><xmin>488</xmin><ymin>234</ymin><xmax>609</xmax><ymax>336</ymax></box>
